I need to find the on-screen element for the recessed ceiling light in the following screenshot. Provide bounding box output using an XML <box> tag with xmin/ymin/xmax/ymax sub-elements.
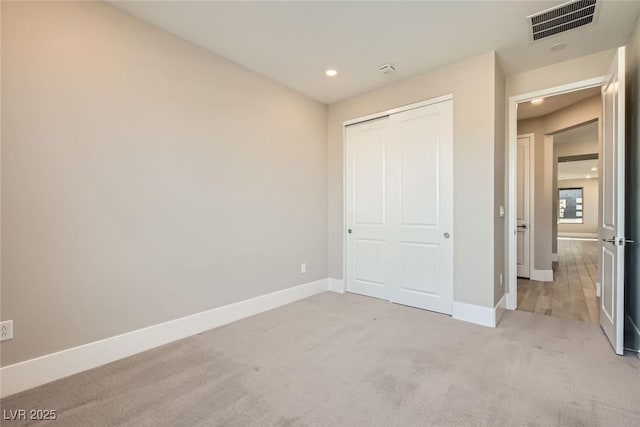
<box><xmin>551</xmin><ymin>42</ymin><xmax>568</xmax><ymax>52</ymax></box>
<box><xmin>531</xmin><ymin>98</ymin><xmax>544</xmax><ymax>105</ymax></box>
<box><xmin>591</xmin><ymin>167</ymin><xmax>597</xmax><ymax>171</ymax></box>
<box><xmin>325</xmin><ymin>69</ymin><xmax>338</xmax><ymax>77</ymax></box>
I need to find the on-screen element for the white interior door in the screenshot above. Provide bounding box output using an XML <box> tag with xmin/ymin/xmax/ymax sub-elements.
<box><xmin>387</xmin><ymin>102</ymin><xmax>454</xmax><ymax>314</ymax></box>
<box><xmin>346</xmin><ymin>99</ymin><xmax>454</xmax><ymax>315</ymax></box>
<box><xmin>345</xmin><ymin>117</ymin><xmax>391</xmax><ymax>301</ymax></box>
<box><xmin>600</xmin><ymin>46</ymin><xmax>626</xmax><ymax>355</ymax></box>
<box><xmin>516</xmin><ymin>135</ymin><xmax>531</xmax><ymax>278</ymax></box>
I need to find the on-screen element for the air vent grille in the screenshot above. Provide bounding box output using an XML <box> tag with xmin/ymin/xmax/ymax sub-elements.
<box><xmin>529</xmin><ymin>0</ymin><xmax>598</xmax><ymax>41</ymax></box>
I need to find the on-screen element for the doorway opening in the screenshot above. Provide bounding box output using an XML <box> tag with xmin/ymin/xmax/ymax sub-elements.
<box><xmin>508</xmin><ymin>47</ymin><xmax>627</xmax><ymax>355</ymax></box>
<box><xmin>518</xmin><ymin>113</ymin><xmax>601</xmax><ymax>324</ymax></box>
<box><xmin>508</xmin><ymin>79</ymin><xmax>605</xmax><ymax>317</ymax></box>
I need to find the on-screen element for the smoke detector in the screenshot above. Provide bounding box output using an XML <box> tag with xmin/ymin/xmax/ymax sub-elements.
<box><xmin>379</xmin><ymin>64</ymin><xmax>396</xmax><ymax>75</ymax></box>
<box><xmin>528</xmin><ymin>0</ymin><xmax>598</xmax><ymax>41</ymax></box>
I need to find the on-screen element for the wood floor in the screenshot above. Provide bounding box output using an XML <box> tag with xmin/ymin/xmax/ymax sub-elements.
<box><xmin>517</xmin><ymin>238</ymin><xmax>599</xmax><ymax>324</ymax></box>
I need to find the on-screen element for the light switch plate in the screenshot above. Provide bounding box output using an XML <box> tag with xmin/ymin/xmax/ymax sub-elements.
<box><xmin>0</xmin><ymin>320</ymin><xmax>13</xmax><ymax>342</ymax></box>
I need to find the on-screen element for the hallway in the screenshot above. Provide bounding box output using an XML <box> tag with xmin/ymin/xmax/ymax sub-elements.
<box><xmin>517</xmin><ymin>238</ymin><xmax>599</xmax><ymax>324</ymax></box>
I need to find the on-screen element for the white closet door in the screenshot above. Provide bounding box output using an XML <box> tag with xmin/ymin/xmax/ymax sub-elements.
<box><xmin>345</xmin><ymin>99</ymin><xmax>454</xmax><ymax>315</ymax></box>
<box><xmin>387</xmin><ymin>101</ymin><xmax>454</xmax><ymax>314</ymax></box>
<box><xmin>345</xmin><ymin>117</ymin><xmax>391</xmax><ymax>300</ymax></box>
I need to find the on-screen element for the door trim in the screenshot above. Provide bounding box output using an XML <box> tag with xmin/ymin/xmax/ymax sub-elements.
<box><xmin>342</xmin><ymin>94</ymin><xmax>453</xmax><ymax>127</ymax></box>
<box><xmin>340</xmin><ymin>94</ymin><xmax>454</xmax><ymax>295</ymax></box>
<box><xmin>507</xmin><ymin>77</ymin><xmax>605</xmax><ymax>310</ymax></box>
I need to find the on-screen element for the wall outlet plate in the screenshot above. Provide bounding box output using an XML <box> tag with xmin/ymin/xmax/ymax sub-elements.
<box><xmin>0</xmin><ymin>320</ymin><xmax>13</xmax><ymax>342</ymax></box>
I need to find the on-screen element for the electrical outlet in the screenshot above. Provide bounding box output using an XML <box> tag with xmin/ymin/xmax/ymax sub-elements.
<box><xmin>499</xmin><ymin>273</ymin><xmax>503</xmax><ymax>286</ymax></box>
<box><xmin>0</xmin><ymin>320</ymin><xmax>13</xmax><ymax>342</ymax></box>
<box><xmin>301</xmin><ymin>263</ymin><xmax>307</xmax><ymax>274</ymax></box>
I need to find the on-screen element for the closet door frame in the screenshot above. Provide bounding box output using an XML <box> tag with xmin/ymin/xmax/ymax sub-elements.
<box><xmin>341</xmin><ymin>94</ymin><xmax>454</xmax><ymax>297</ymax></box>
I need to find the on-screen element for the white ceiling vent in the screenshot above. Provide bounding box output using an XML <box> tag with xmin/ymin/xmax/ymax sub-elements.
<box><xmin>529</xmin><ymin>0</ymin><xmax>598</xmax><ymax>41</ymax></box>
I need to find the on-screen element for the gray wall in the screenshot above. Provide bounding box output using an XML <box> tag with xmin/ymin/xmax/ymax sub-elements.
<box><xmin>517</xmin><ymin>95</ymin><xmax>601</xmax><ymax>270</ymax></box>
<box><xmin>1</xmin><ymin>1</ymin><xmax>328</xmax><ymax>366</ymax></box>
<box><xmin>328</xmin><ymin>52</ymin><xmax>503</xmax><ymax>308</ymax></box>
<box><xmin>625</xmin><ymin>18</ymin><xmax>640</xmax><ymax>351</ymax></box>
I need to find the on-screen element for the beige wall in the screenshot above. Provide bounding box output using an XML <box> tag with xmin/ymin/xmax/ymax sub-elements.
<box><xmin>517</xmin><ymin>95</ymin><xmax>601</xmax><ymax>269</ymax></box>
<box><xmin>1</xmin><ymin>1</ymin><xmax>328</xmax><ymax>366</ymax></box>
<box><xmin>328</xmin><ymin>52</ymin><xmax>503</xmax><ymax>308</ymax></box>
<box><xmin>554</xmin><ymin>139</ymin><xmax>599</xmax><ymax>157</ymax></box>
<box><xmin>506</xmin><ymin>50</ymin><xmax>614</xmax><ymax>99</ymax></box>
<box><xmin>557</xmin><ymin>178</ymin><xmax>599</xmax><ymax>236</ymax></box>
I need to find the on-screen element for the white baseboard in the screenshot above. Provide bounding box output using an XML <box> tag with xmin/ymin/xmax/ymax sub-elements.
<box><xmin>0</xmin><ymin>278</ymin><xmax>329</xmax><ymax>398</ymax></box>
<box><xmin>494</xmin><ymin>294</ymin><xmax>507</xmax><ymax>326</ymax></box>
<box><xmin>531</xmin><ymin>268</ymin><xmax>554</xmax><ymax>282</ymax></box>
<box><xmin>452</xmin><ymin>298</ymin><xmax>502</xmax><ymax>328</ymax></box>
<box><xmin>558</xmin><ymin>232</ymin><xmax>598</xmax><ymax>239</ymax></box>
<box><xmin>328</xmin><ymin>278</ymin><xmax>345</xmax><ymax>293</ymax></box>
<box><xmin>551</xmin><ymin>253</ymin><xmax>558</xmax><ymax>262</ymax></box>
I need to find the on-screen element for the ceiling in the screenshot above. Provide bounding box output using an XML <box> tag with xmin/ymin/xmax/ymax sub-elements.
<box><xmin>517</xmin><ymin>87</ymin><xmax>601</xmax><ymax>120</ymax></box>
<box><xmin>554</xmin><ymin>120</ymin><xmax>599</xmax><ymax>144</ymax></box>
<box><xmin>558</xmin><ymin>159</ymin><xmax>598</xmax><ymax>180</ymax></box>
<box><xmin>107</xmin><ymin>1</ymin><xmax>640</xmax><ymax>104</ymax></box>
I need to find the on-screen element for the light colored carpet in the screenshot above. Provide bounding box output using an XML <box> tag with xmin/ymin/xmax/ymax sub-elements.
<box><xmin>2</xmin><ymin>292</ymin><xmax>639</xmax><ymax>426</ymax></box>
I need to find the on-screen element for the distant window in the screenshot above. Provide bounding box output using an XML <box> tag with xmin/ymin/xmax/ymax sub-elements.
<box><xmin>558</xmin><ymin>188</ymin><xmax>584</xmax><ymax>224</ymax></box>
